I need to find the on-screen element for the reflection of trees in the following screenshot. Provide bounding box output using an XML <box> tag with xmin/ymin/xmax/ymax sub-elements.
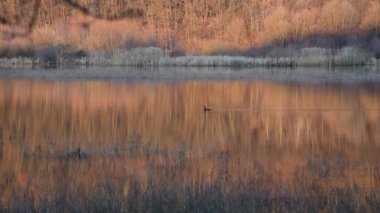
<box><xmin>0</xmin><ymin>79</ymin><xmax>380</xmax><ymax>210</ymax></box>
<box><xmin>0</xmin><ymin>80</ymin><xmax>380</xmax><ymax>211</ymax></box>
<box><xmin>1</xmin><ymin>80</ymin><xmax>380</xmax><ymax>147</ymax></box>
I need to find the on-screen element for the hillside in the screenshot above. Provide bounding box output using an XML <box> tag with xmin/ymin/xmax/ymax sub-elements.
<box><xmin>0</xmin><ymin>0</ymin><xmax>380</xmax><ymax>58</ymax></box>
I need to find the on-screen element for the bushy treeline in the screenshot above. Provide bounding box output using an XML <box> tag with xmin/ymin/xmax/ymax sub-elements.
<box><xmin>0</xmin><ymin>0</ymin><xmax>380</xmax><ymax>55</ymax></box>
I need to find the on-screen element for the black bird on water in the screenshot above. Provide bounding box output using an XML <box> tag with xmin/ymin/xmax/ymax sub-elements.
<box><xmin>204</xmin><ymin>106</ymin><xmax>212</xmax><ymax>112</ymax></box>
<box><xmin>67</xmin><ymin>147</ymin><xmax>84</xmax><ymax>159</ymax></box>
<box><xmin>76</xmin><ymin>148</ymin><xmax>82</xmax><ymax>158</ymax></box>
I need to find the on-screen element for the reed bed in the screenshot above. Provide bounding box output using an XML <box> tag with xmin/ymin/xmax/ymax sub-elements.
<box><xmin>0</xmin><ymin>47</ymin><xmax>378</xmax><ymax>68</ymax></box>
<box><xmin>161</xmin><ymin>47</ymin><xmax>374</xmax><ymax>67</ymax></box>
<box><xmin>0</xmin><ymin>57</ymin><xmax>40</xmax><ymax>68</ymax></box>
<box><xmin>75</xmin><ymin>47</ymin><xmax>164</xmax><ymax>66</ymax></box>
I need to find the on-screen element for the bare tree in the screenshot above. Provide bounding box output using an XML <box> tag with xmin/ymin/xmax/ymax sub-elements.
<box><xmin>319</xmin><ymin>0</ymin><xmax>360</xmax><ymax>35</ymax></box>
<box><xmin>0</xmin><ymin>0</ymin><xmax>379</xmax><ymax>54</ymax></box>
<box><xmin>361</xmin><ymin>0</ymin><xmax>380</xmax><ymax>31</ymax></box>
<box><xmin>0</xmin><ymin>0</ymin><xmax>144</xmax><ymax>38</ymax></box>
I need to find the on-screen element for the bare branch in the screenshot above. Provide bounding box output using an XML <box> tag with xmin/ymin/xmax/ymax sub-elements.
<box><xmin>63</xmin><ymin>0</ymin><xmax>144</xmax><ymax>20</ymax></box>
<box><xmin>0</xmin><ymin>17</ymin><xmax>7</xmax><ymax>24</ymax></box>
<box><xmin>0</xmin><ymin>0</ymin><xmax>144</xmax><ymax>39</ymax></box>
<box><xmin>0</xmin><ymin>0</ymin><xmax>41</xmax><ymax>39</ymax></box>
<box><xmin>28</xmin><ymin>0</ymin><xmax>41</xmax><ymax>33</ymax></box>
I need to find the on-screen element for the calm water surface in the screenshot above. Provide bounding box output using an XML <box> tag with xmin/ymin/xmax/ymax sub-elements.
<box><xmin>0</xmin><ymin>68</ymin><xmax>380</xmax><ymax>211</ymax></box>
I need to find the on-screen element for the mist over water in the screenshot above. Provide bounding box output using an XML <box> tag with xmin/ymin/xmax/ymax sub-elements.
<box><xmin>0</xmin><ymin>70</ymin><xmax>380</xmax><ymax>211</ymax></box>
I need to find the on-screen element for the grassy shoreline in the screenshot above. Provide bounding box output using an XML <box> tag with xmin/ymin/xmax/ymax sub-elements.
<box><xmin>0</xmin><ymin>47</ymin><xmax>379</xmax><ymax>69</ymax></box>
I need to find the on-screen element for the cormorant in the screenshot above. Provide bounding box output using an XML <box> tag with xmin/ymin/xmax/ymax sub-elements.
<box><xmin>204</xmin><ymin>106</ymin><xmax>212</xmax><ymax>112</ymax></box>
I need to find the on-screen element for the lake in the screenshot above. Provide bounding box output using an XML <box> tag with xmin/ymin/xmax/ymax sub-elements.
<box><xmin>0</xmin><ymin>67</ymin><xmax>380</xmax><ymax>212</ymax></box>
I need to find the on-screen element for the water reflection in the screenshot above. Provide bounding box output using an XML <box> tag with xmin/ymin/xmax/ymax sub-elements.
<box><xmin>0</xmin><ymin>79</ymin><xmax>379</xmax><ymax>211</ymax></box>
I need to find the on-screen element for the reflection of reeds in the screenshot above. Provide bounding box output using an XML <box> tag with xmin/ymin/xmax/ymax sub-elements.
<box><xmin>0</xmin><ymin>145</ymin><xmax>379</xmax><ymax>212</ymax></box>
<box><xmin>0</xmin><ymin>80</ymin><xmax>380</xmax><ymax>211</ymax></box>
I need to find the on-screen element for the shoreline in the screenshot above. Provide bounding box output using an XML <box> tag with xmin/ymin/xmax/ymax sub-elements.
<box><xmin>0</xmin><ymin>47</ymin><xmax>379</xmax><ymax>69</ymax></box>
<box><xmin>1</xmin><ymin>66</ymin><xmax>380</xmax><ymax>84</ymax></box>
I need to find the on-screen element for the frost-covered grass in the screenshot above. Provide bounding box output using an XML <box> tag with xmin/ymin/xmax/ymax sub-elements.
<box><xmin>294</xmin><ymin>47</ymin><xmax>369</xmax><ymax>66</ymax></box>
<box><xmin>160</xmin><ymin>55</ymin><xmax>296</xmax><ymax>67</ymax></box>
<box><xmin>0</xmin><ymin>46</ymin><xmax>379</xmax><ymax>68</ymax></box>
<box><xmin>161</xmin><ymin>47</ymin><xmax>375</xmax><ymax>67</ymax></box>
<box><xmin>161</xmin><ymin>56</ymin><xmax>254</xmax><ymax>67</ymax></box>
<box><xmin>296</xmin><ymin>48</ymin><xmax>334</xmax><ymax>66</ymax></box>
<box><xmin>368</xmin><ymin>58</ymin><xmax>378</xmax><ymax>66</ymax></box>
<box><xmin>0</xmin><ymin>57</ymin><xmax>40</xmax><ymax>68</ymax></box>
<box><xmin>333</xmin><ymin>47</ymin><xmax>370</xmax><ymax>66</ymax></box>
<box><xmin>75</xmin><ymin>47</ymin><xmax>164</xmax><ymax>66</ymax></box>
